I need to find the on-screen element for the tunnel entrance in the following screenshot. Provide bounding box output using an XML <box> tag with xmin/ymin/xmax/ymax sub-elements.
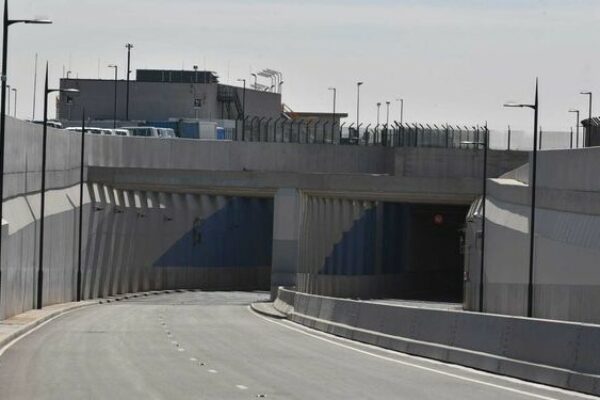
<box><xmin>381</xmin><ymin>203</ymin><xmax>468</xmax><ymax>302</ymax></box>
<box><xmin>299</xmin><ymin>198</ymin><xmax>468</xmax><ymax>302</ymax></box>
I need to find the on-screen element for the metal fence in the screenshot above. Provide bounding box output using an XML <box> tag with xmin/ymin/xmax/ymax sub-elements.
<box><xmin>232</xmin><ymin>118</ymin><xmax>487</xmax><ymax>149</ymax></box>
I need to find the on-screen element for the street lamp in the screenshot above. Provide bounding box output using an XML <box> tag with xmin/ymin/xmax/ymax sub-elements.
<box><xmin>503</xmin><ymin>78</ymin><xmax>539</xmax><ymax>318</ymax></box>
<box><xmin>376</xmin><ymin>102</ymin><xmax>381</xmax><ymax>126</ymax></box>
<box><xmin>461</xmin><ymin>124</ymin><xmax>489</xmax><ymax>313</ymax></box>
<box><xmin>76</xmin><ymin>108</ymin><xmax>86</xmax><ymax>301</ymax></box>
<box><xmin>11</xmin><ymin>86</ymin><xmax>15</xmax><ymax>117</ymax></box>
<box><xmin>569</xmin><ymin>109</ymin><xmax>580</xmax><ymax>148</ymax></box>
<box><xmin>108</xmin><ymin>64</ymin><xmax>118</xmax><ymax>129</ymax></box>
<box><xmin>0</xmin><ymin>0</ymin><xmax>52</xmax><ymax>305</ymax></box>
<box><xmin>329</xmin><ymin>87</ymin><xmax>337</xmax><ymax>140</ymax></box>
<box><xmin>385</xmin><ymin>101</ymin><xmax>391</xmax><ymax>129</ymax></box>
<box><xmin>580</xmin><ymin>91</ymin><xmax>592</xmax><ymax>147</ymax></box>
<box><xmin>237</xmin><ymin>78</ymin><xmax>246</xmax><ymax>140</ymax></box>
<box><xmin>356</xmin><ymin>82</ymin><xmax>363</xmax><ymax>141</ymax></box>
<box><xmin>125</xmin><ymin>43</ymin><xmax>133</xmax><ymax>121</ymax></box>
<box><xmin>396</xmin><ymin>98</ymin><xmax>404</xmax><ymax>124</ymax></box>
<box><xmin>37</xmin><ymin>63</ymin><xmax>79</xmax><ymax>309</ymax></box>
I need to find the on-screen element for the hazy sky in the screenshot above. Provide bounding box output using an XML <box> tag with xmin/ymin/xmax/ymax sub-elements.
<box><xmin>6</xmin><ymin>0</ymin><xmax>600</xmax><ymax>131</ymax></box>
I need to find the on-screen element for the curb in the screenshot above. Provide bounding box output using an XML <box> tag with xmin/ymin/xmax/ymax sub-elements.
<box><xmin>0</xmin><ymin>289</ymin><xmax>185</xmax><ymax>352</ymax></box>
<box><xmin>250</xmin><ymin>302</ymin><xmax>287</xmax><ymax>319</ymax></box>
<box><xmin>0</xmin><ymin>301</ymin><xmax>98</xmax><ymax>352</ymax></box>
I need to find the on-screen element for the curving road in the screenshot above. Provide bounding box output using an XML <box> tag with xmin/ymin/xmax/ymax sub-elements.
<box><xmin>0</xmin><ymin>291</ymin><xmax>595</xmax><ymax>400</ymax></box>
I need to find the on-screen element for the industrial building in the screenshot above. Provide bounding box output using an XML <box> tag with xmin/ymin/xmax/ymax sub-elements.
<box><xmin>57</xmin><ymin>69</ymin><xmax>282</xmax><ymax>124</ymax></box>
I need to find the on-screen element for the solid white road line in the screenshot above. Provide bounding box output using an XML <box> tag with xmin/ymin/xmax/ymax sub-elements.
<box><xmin>0</xmin><ymin>311</ymin><xmax>78</xmax><ymax>358</ymax></box>
<box><xmin>248</xmin><ymin>307</ymin><xmax>598</xmax><ymax>400</ymax></box>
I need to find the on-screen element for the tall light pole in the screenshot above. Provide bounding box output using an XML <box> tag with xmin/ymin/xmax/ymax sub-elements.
<box><xmin>580</xmin><ymin>91</ymin><xmax>592</xmax><ymax>147</ymax></box>
<box><xmin>76</xmin><ymin>108</ymin><xmax>86</xmax><ymax>301</ymax></box>
<box><xmin>108</xmin><ymin>64</ymin><xmax>118</xmax><ymax>129</ymax></box>
<box><xmin>37</xmin><ymin>63</ymin><xmax>78</xmax><ymax>309</ymax></box>
<box><xmin>376</xmin><ymin>102</ymin><xmax>381</xmax><ymax>125</ymax></box>
<box><xmin>329</xmin><ymin>87</ymin><xmax>336</xmax><ymax>139</ymax></box>
<box><xmin>569</xmin><ymin>109</ymin><xmax>580</xmax><ymax>148</ymax></box>
<box><xmin>385</xmin><ymin>101</ymin><xmax>391</xmax><ymax>129</ymax></box>
<box><xmin>461</xmin><ymin>123</ymin><xmax>489</xmax><ymax>312</ymax></box>
<box><xmin>504</xmin><ymin>78</ymin><xmax>539</xmax><ymax>318</ymax></box>
<box><xmin>396</xmin><ymin>98</ymin><xmax>404</xmax><ymax>124</ymax></box>
<box><xmin>125</xmin><ymin>43</ymin><xmax>133</xmax><ymax>121</ymax></box>
<box><xmin>356</xmin><ymin>81</ymin><xmax>363</xmax><ymax>139</ymax></box>
<box><xmin>237</xmin><ymin>78</ymin><xmax>246</xmax><ymax>140</ymax></box>
<box><xmin>0</xmin><ymin>0</ymin><xmax>52</xmax><ymax>306</ymax></box>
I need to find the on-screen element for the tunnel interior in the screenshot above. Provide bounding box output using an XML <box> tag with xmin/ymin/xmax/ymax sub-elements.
<box><xmin>312</xmin><ymin>201</ymin><xmax>468</xmax><ymax>302</ymax></box>
<box><xmin>384</xmin><ymin>203</ymin><xmax>467</xmax><ymax>302</ymax></box>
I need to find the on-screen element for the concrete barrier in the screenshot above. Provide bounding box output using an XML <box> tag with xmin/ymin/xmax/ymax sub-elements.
<box><xmin>275</xmin><ymin>287</ymin><xmax>600</xmax><ymax>396</ymax></box>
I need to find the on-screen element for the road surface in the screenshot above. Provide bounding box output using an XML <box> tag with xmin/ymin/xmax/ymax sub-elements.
<box><xmin>0</xmin><ymin>291</ymin><xmax>595</xmax><ymax>400</ymax></box>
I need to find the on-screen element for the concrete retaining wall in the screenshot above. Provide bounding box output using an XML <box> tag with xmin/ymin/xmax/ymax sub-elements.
<box><xmin>82</xmin><ymin>134</ymin><xmax>525</xmax><ymax>179</ymax></box>
<box><xmin>0</xmin><ymin>118</ymin><xmax>272</xmax><ymax>320</ymax></box>
<box><xmin>274</xmin><ymin>287</ymin><xmax>600</xmax><ymax>396</ymax></box>
<box><xmin>465</xmin><ymin>147</ymin><xmax>600</xmax><ymax>323</ymax></box>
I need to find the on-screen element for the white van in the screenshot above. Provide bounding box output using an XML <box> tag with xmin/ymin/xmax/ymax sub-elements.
<box><xmin>66</xmin><ymin>127</ymin><xmax>105</xmax><ymax>135</ymax></box>
<box><xmin>113</xmin><ymin>129</ymin><xmax>130</xmax><ymax>136</ymax></box>
<box><xmin>157</xmin><ymin>128</ymin><xmax>176</xmax><ymax>138</ymax></box>
<box><xmin>122</xmin><ymin>127</ymin><xmax>160</xmax><ymax>137</ymax></box>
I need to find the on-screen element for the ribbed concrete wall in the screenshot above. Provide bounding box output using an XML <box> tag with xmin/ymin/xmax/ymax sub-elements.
<box><xmin>82</xmin><ymin>184</ymin><xmax>272</xmax><ymax>300</ymax></box>
<box><xmin>0</xmin><ymin>119</ymin><xmax>273</xmax><ymax>320</ymax></box>
<box><xmin>0</xmin><ymin>118</ymin><xmax>83</xmax><ymax>319</ymax></box>
<box><xmin>296</xmin><ymin>195</ymin><xmax>467</xmax><ymax>300</ymax></box>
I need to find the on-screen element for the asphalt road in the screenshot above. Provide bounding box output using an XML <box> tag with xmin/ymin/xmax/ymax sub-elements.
<box><xmin>0</xmin><ymin>291</ymin><xmax>595</xmax><ymax>400</ymax></box>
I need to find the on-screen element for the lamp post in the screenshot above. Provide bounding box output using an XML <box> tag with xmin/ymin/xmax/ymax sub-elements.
<box><xmin>76</xmin><ymin>109</ymin><xmax>86</xmax><ymax>301</ymax></box>
<box><xmin>396</xmin><ymin>98</ymin><xmax>404</xmax><ymax>124</ymax></box>
<box><xmin>237</xmin><ymin>78</ymin><xmax>246</xmax><ymax>140</ymax></box>
<box><xmin>329</xmin><ymin>87</ymin><xmax>336</xmax><ymax>140</ymax></box>
<box><xmin>11</xmin><ymin>87</ymin><xmax>15</xmax><ymax>117</ymax></box>
<box><xmin>504</xmin><ymin>78</ymin><xmax>539</xmax><ymax>318</ymax></box>
<box><xmin>356</xmin><ymin>82</ymin><xmax>363</xmax><ymax>141</ymax></box>
<box><xmin>580</xmin><ymin>91</ymin><xmax>592</xmax><ymax>147</ymax></box>
<box><xmin>0</xmin><ymin>0</ymin><xmax>52</xmax><ymax>306</ymax></box>
<box><xmin>37</xmin><ymin>63</ymin><xmax>79</xmax><ymax>309</ymax></box>
<box><xmin>108</xmin><ymin>64</ymin><xmax>118</xmax><ymax>129</ymax></box>
<box><xmin>125</xmin><ymin>43</ymin><xmax>133</xmax><ymax>121</ymax></box>
<box><xmin>385</xmin><ymin>101</ymin><xmax>391</xmax><ymax>129</ymax></box>
<box><xmin>569</xmin><ymin>109</ymin><xmax>580</xmax><ymax>148</ymax></box>
<box><xmin>376</xmin><ymin>102</ymin><xmax>381</xmax><ymax>126</ymax></box>
<box><xmin>462</xmin><ymin>124</ymin><xmax>489</xmax><ymax>312</ymax></box>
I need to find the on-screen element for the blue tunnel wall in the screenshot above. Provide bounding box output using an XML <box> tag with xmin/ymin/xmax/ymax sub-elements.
<box><xmin>154</xmin><ymin>197</ymin><xmax>274</xmax><ymax>269</ymax></box>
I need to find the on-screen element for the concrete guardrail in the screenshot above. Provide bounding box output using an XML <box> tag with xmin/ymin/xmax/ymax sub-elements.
<box><xmin>274</xmin><ymin>287</ymin><xmax>600</xmax><ymax>396</ymax></box>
